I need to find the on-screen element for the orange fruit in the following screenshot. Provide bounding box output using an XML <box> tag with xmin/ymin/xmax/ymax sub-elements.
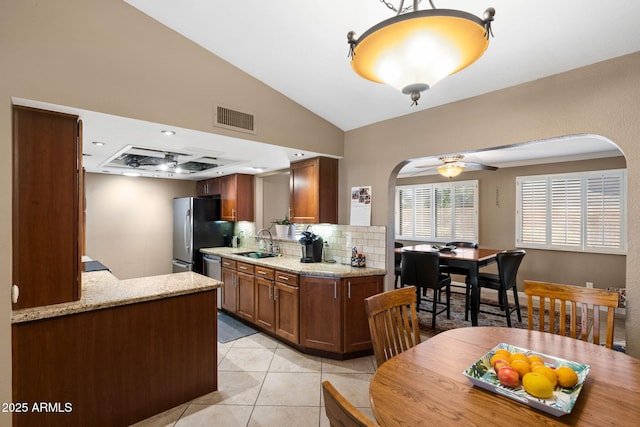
<box><xmin>532</xmin><ymin>365</ymin><xmax>558</xmax><ymax>387</ymax></box>
<box><xmin>556</xmin><ymin>366</ymin><xmax>579</xmax><ymax>388</ymax></box>
<box><xmin>527</xmin><ymin>355</ymin><xmax>544</xmax><ymax>364</ymax></box>
<box><xmin>494</xmin><ymin>349</ymin><xmax>511</xmax><ymax>359</ymax></box>
<box><xmin>529</xmin><ymin>361</ymin><xmax>545</xmax><ymax>370</ymax></box>
<box><xmin>522</xmin><ymin>372</ymin><xmax>554</xmax><ymax>399</ymax></box>
<box><xmin>490</xmin><ymin>353</ymin><xmax>509</xmax><ymax>367</ymax></box>
<box><xmin>509</xmin><ymin>353</ymin><xmax>528</xmax><ymax>363</ymax></box>
<box><xmin>510</xmin><ymin>359</ymin><xmax>530</xmax><ymax>378</ymax></box>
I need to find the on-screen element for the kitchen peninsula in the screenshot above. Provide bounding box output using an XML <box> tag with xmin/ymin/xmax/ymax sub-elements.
<box><xmin>11</xmin><ymin>269</ymin><xmax>220</xmax><ymax>427</ymax></box>
<box><xmin>202</xmin><ymin>247</ymin><xmax>386</xmax><ymax>359</ymax></box>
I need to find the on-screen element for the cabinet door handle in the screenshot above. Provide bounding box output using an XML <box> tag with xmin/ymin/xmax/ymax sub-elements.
<box><xmin>274</xmin><ymin>286</ymin><xmax>278</xmax><ymax>300</ymax></box>
<box><xmin>269</xmin><ymin>284</ymin><xmax>272</xmax><ymax>299</ymax></box>
<box><xmin>334</xmin><ymin>281</ymin><xmax>337</xmax><ymax>299</ymax></box>
<box><xmin>348</xmin><ymin>281</ymin><xmax>351</xmax><ymax>299</ymax></box>
<box><xmin>258</xmin><ymin>270</ymin><xmax>267</xmax><ymax>275</ymax></box>
<box><xmin>232</xmin><ymin>208</ymin><xmax>236</xmax><ymax>220</ymax></box>
<box><xmin>278</xmin><ymin>275</ymin><xmax>289</xmax><ymax>281</ymax></box>
<box><xmin>239</xmin><ymin>265</ymin><xmax>248</xmax><ymax>271</ymax></box>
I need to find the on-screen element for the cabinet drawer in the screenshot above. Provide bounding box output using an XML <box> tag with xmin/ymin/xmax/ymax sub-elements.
<box><xmin>275</xmin><ymin>271</ymin><xmax>299</xmax><ymax>286</ymax></box>
<box><xmin>221</xmin><ymin>258</ymin><xmax>236</xmax><ymax>270</ymax></box>
<box><xmin>255</xmin><ymin>265</ymin><xmax>275</xmax><ymax>280</ymax></box>
<box><xmin>237</xmin><ymin>261</ymin><xmax>255</xmax><ymax>274</ymax></box>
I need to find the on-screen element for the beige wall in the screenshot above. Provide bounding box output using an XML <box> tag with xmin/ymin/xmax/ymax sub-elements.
<box><xmin>341</xmin><ymin>53</ymin><xmax>640</xmax><ymax>356</ymax></box>
<box><xmin>85</xmin><ymin>173</ymin><xmax>196</xmax><ymax>279</ymax></box>
<box><xmin>397</xmin><ymin>157</ymin><xmax>627</xmax><ymax>291</ymax></box>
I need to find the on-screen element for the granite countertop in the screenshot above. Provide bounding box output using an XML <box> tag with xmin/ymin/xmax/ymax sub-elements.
<box><xmin>201</xmin><ymin>247</ymin><xmax>387</xmax><ymax>278</ymax></box>
<box><xmin>11</xmin><ymin>271</ymin><xmax>221</xmax><ymax>324</ymax></box>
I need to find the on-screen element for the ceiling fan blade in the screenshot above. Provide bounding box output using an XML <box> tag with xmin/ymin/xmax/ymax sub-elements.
<box><xmin>414</xmin><ymin>163</ymin><xmax>442</xmax><ymax>169</ymax></box>
<box><xmin>465</xmin><ymin>162</ymin><xmax>498</xmax><ymax>171</ymax></box>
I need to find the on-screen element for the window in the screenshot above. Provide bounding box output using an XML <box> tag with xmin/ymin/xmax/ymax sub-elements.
<box><xmin>516</xmin><ymin>169</ymin><xmax>626</xmax><ymax>254</ymax></box>
<box><xmin>395</xmin><ymin>180</ymin><xmax>478</xmax><ymax>242</ymax></box>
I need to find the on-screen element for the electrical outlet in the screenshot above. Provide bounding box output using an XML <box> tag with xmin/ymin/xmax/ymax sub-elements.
<box><xmin>586</xmin><ymin>282</ymin><xmax>593</xmax><ymax>288</ymax></box>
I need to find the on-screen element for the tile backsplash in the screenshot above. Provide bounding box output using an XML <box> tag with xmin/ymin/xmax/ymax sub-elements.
<box><xmin>232</xmin><ymin>222</ymin><xmax>387</xmax><ymax>269</ymax></box>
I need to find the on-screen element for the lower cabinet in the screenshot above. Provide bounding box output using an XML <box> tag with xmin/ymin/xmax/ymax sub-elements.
<box><xmin>300</xmin><ymin>275</ymin><xmax>383</xmax><ymax>354</ymax></box>
<box><xmin>221</xmin><ymin>256</ymin><xmax>383</xmax><ymax>358</ymax></box>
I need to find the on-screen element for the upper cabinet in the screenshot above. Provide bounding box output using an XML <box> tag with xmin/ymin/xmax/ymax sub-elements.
<box><xmin>196</xmin><ymin>178</ymin><xmax>220</xmax><ymax>197</ymax></box>
<box><xmin>220</xmin><ymin>174</ymin><xmax>254</xmax><ymax>222</ymax></box>
<box><xmin>290</xmin><ymin>157</ymin><xmax>338</xmax><ymax>224</ymax></box>
<box><xmin>12</xmin><ymin>106</ymin><xmax>81</xmax><ymax>309</ymax></box>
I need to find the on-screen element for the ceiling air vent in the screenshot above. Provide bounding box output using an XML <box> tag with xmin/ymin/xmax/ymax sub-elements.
<box><xmin>214</xmin><ymin>105</ymin><xmax>255</xmax><ymax>134</ymax></box>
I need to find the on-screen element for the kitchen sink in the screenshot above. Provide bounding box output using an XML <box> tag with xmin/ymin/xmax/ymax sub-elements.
<box><xmin>235</xmin><ymin>251</ymin><xmax>279</xmax><ymax>259</ymax></box>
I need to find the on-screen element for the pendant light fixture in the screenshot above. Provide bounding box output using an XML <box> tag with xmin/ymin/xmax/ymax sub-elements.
<box><xmin>348</xmin><ymin>1</ymin><xmax>495</xmax><ymax>105</ymax></box>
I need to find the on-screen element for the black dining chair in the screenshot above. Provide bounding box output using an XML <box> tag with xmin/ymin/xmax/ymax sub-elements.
<box><xmin>401</xmin><ymin>250</ymin><xmax>451</xmax><ymax>329</ymax></box>
<box><xmin>394</xmin><ymin>242</ymin><xmax>403</xmax><ymax>288</ymax></box>
<box><xmin>440</xmin><ymin>241</ymin><xmax>478</xmax><ymax>319</ymax></box>
<box><xmin>471</xmin><ymin>249</ymin><xmax>526</xmax><ymax>327</ymax></box>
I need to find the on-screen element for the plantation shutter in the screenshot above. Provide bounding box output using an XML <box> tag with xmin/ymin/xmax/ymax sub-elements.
<box><xmin>519</xmin><ymin>179</ymin><xmax>548</xmax><ymax>245</ymax></box>
<box><xmin>586</xmin><ymin>173</ymin><xmax>623</xmax><ymax>250</ymax></box>
<box><xmin>550</xmin><ymin>177</ymin><xmax>582</xmax><ymax>247</ymax></box>
<box><xmin>453</xmin><ymin>182</ymin><xmax>477</xmax><ymax>240</ymax></box>
<box><xmin>434</xmin><ymin>185</ymin><xmax>452</xmax><ymax>239</ymax></box>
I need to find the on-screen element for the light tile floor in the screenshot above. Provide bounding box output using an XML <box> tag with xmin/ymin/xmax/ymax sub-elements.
<box><xmin>132</xmin><ymin>308</ymin><xmax>627</xmax><ymax>427</ymax></box>
<box><xmin>131</xmin><ymin>332</ymin><xmax>378</xmax><ymax>427</ymax></box>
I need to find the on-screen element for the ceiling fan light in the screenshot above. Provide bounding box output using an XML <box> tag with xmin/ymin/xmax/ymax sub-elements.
<box><xmin>438</xmin><ymin>163</ymin><xmax>464</xmax><ymax>178</ymax></box>
<box><xmin>349</xmin><ymin>7</ymin><xmax>494</xmax><ymax>104</ymax></box>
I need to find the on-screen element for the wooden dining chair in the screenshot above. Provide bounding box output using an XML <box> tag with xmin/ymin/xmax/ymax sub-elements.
<box><xmin>524</xmin><ymin>280</ymin><xmax>619</xmax><ymax>349</ymax></box>
<box><xmin>322</xmin><ymin>381</ymin><xmax>380</xmax><ymax>427</ymax></box>
<box><xmin>364</xmin><ymin>286</ymin><xmax>421</xmax><ymax>367</ymax></box>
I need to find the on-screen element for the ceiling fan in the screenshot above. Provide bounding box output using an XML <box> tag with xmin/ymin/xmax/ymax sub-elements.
<box><xmin>415</xmin><ymin>155</ymin><xmax>497</xmax><ymax>178</ymax></box>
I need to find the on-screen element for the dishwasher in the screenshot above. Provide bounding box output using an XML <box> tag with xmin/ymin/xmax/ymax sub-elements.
<box><xmin>203</xmin><ymin>254</ymin><xmax>222</xmax><ymax>309</ymax></box>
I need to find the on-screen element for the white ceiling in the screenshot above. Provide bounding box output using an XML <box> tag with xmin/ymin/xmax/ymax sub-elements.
<box><xmin>18</xmin><ymin>1</ymin><xmax>636</xmax><ymax>180</ymax></box>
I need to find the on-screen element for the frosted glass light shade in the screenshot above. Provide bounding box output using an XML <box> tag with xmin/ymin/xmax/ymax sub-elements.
<box><xmin>438</xmin><ymin>163</ymin><xmax>464</xmax><ymax>178</ymax></box>
<box><xmin>350</xmin><ymin>9</ymin><xmax>490</xmax><ymax>97</ymax></box>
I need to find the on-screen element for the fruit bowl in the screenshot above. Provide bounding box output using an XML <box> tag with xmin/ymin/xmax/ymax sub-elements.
<box><xmin>463</xmin><ymin>343</ymin><xmax>590</xmax><ymax>417</ymax></box>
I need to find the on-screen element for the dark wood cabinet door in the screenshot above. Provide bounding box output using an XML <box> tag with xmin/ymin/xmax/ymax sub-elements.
<box><xmin>275</xmin><ymin>282</ymin><xmax>299</xmax><ymax>344</ymax></box>
<box><xmin>290</xmin><ymin>157</ymin><xmax>338</xmax><ymax>224</ymax></box>
<box><xmin>342</xmin><ymin>276</ymin><xmax>383</xmax><ymax>353</ymax></box>
<box><xmin>255</xmin><ymin>278</ymin><xmax>275</xmax><ymax>332</ymax></box>
<box><xmin>221</xmin><ymin>267</ymin><xmax>237</xmax><ymax>312</ymax></box>
<box><xmin>220</xmin><ymin>174</ymin><xmax>254</xmax><ymax>221</ymax></box>
<box><xmin>12</xmin><ymin>106</ymin><xmax>80</xmax><ymax>309</ymax></box>
<box><xmin>196</xmin><ymin>178</ymin><xmax>221</xmax><ymax>197</ymax></box>
<box><xmin>235</xmin><ymin>271</ymin><xmax>255</xmax><ymax>322</ymax></box>
<box><xmin>299</xmin><ymin>276</ymin><xmax>341</xmax><ymax>352</ymax></box>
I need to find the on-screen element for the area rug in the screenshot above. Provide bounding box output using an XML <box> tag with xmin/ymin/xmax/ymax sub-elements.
<box><xmin>217</xmin><ymin>311</ymin><xmax>258</xmax><ymax>343</ymax></box>
<box><xmin>417</xmin><ymin>288</ymin><xmax>557</xmax><ymax>338</ymax></box>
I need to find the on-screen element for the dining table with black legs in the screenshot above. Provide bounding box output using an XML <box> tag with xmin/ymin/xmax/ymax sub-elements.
<box><xmin>397</xmin><ymin>245</ymin><xmax>502</xmax><ymax>326</ymax></box>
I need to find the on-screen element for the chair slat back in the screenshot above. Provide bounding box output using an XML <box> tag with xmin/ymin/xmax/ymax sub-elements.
<box><xmin>322</xmin><ymin>381</ymin><xmax>380</xmax><ymax>427</ymax></box>
<box><xmin>365</xmin><ymin>286</ymin><xmax>420</xmax><ymax>367</ymax></box>
<box><xmin>524</xmin><ymin>280</ymin><xmax>618</xmax><ymax>349</ymax></box>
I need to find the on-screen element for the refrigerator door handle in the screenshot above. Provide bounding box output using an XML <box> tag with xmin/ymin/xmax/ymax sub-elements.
<box><xmin>184</xmin><ymin>208</ymin><xmax>191</xmax><ymax>254</ymax></box>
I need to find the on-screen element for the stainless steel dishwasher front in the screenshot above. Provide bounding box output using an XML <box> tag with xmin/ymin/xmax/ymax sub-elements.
<box><xmin>203</xmin><ymin>254</ymin><xmax>222</xmax><ymax>309</ymax></box>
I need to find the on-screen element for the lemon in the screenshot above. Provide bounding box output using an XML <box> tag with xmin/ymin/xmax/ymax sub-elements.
<box><xmin>522</xmin><ymin>372</ymin><xmax>555</xmax><ymax>399</ymax></box>
<box><xmin>532</xmin><ymin>365</ymin><xmax>558</xmax><ymax>387</ymax></box>
<box><xmin>556</xmin><ymin>366</ymin><xmax>579</xmax><ymax>388</ymax></box>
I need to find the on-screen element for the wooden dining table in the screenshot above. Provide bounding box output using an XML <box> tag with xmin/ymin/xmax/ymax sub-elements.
<box><xmin>399</xmin><ymin>245</ymin><xmax>501</xmax><ymax>326</ymax></box>
<box><xmin>370</xmin><ymin>327</ymin><xmax>640</xmax><ymax>426</ymax></box>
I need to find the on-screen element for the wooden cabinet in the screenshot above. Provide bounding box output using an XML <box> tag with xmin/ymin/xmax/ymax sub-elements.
<box><xmin>12</xmin><ymin>106</ymin><xmax>81</xmax><ymax>309</ymax></box>
<box><xmin>300</xmin><ymin>275</ymin><xmax>383</xmax><ymax>354</ymax></box>
<box><xmin>220</xmin><ymin>174</ymin><xmax>254</xmax><ymax>221</ymax></box>
<box><xmin>255</xmin><ymin>268</ymin><xmax>299</xmax><ymax>344</ymax></box>
<box><xmin>300</xmin><ymin>276</ymin><xmax>342</xmax><ymax>352</ymax></box>
<box><xmin>342</xmin><ymin>276</ymin><xmax>384</xmax><ymax>353</ymax></box>
<box><xmin>290</xmin><ymin>156</ymin><xmax>338</xmax><ymax>224</ymax></box>
<box><xmin>235</xmin><ymin>262</ymin><xmax>255</xmax><ymax>322</ymax></box>
<box><xmin>12</xmin><ymin>290</ymin><xmax>217</xmax><ymax>427</ymax></box>
<box><xmin>196</xmin><ymin>178</ymin><xmax>220</xmax><ymax>196</ymax></box>
<box><xmin>275</xmin><ymin>280</ymin><xmax>299</xmax><ymax>344</ymax></box>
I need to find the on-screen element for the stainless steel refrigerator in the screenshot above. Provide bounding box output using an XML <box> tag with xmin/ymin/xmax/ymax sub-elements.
<box><xmin>172</xmin><ymin>197</ymin><xmax>233</xmax><ymax>274</ymax></box>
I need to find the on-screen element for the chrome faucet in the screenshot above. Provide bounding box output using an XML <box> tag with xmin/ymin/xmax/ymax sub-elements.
<box><xmin>255</xmin><ymin>228</ymin><xmax>274</xmax><ymax>253</ymax></box>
